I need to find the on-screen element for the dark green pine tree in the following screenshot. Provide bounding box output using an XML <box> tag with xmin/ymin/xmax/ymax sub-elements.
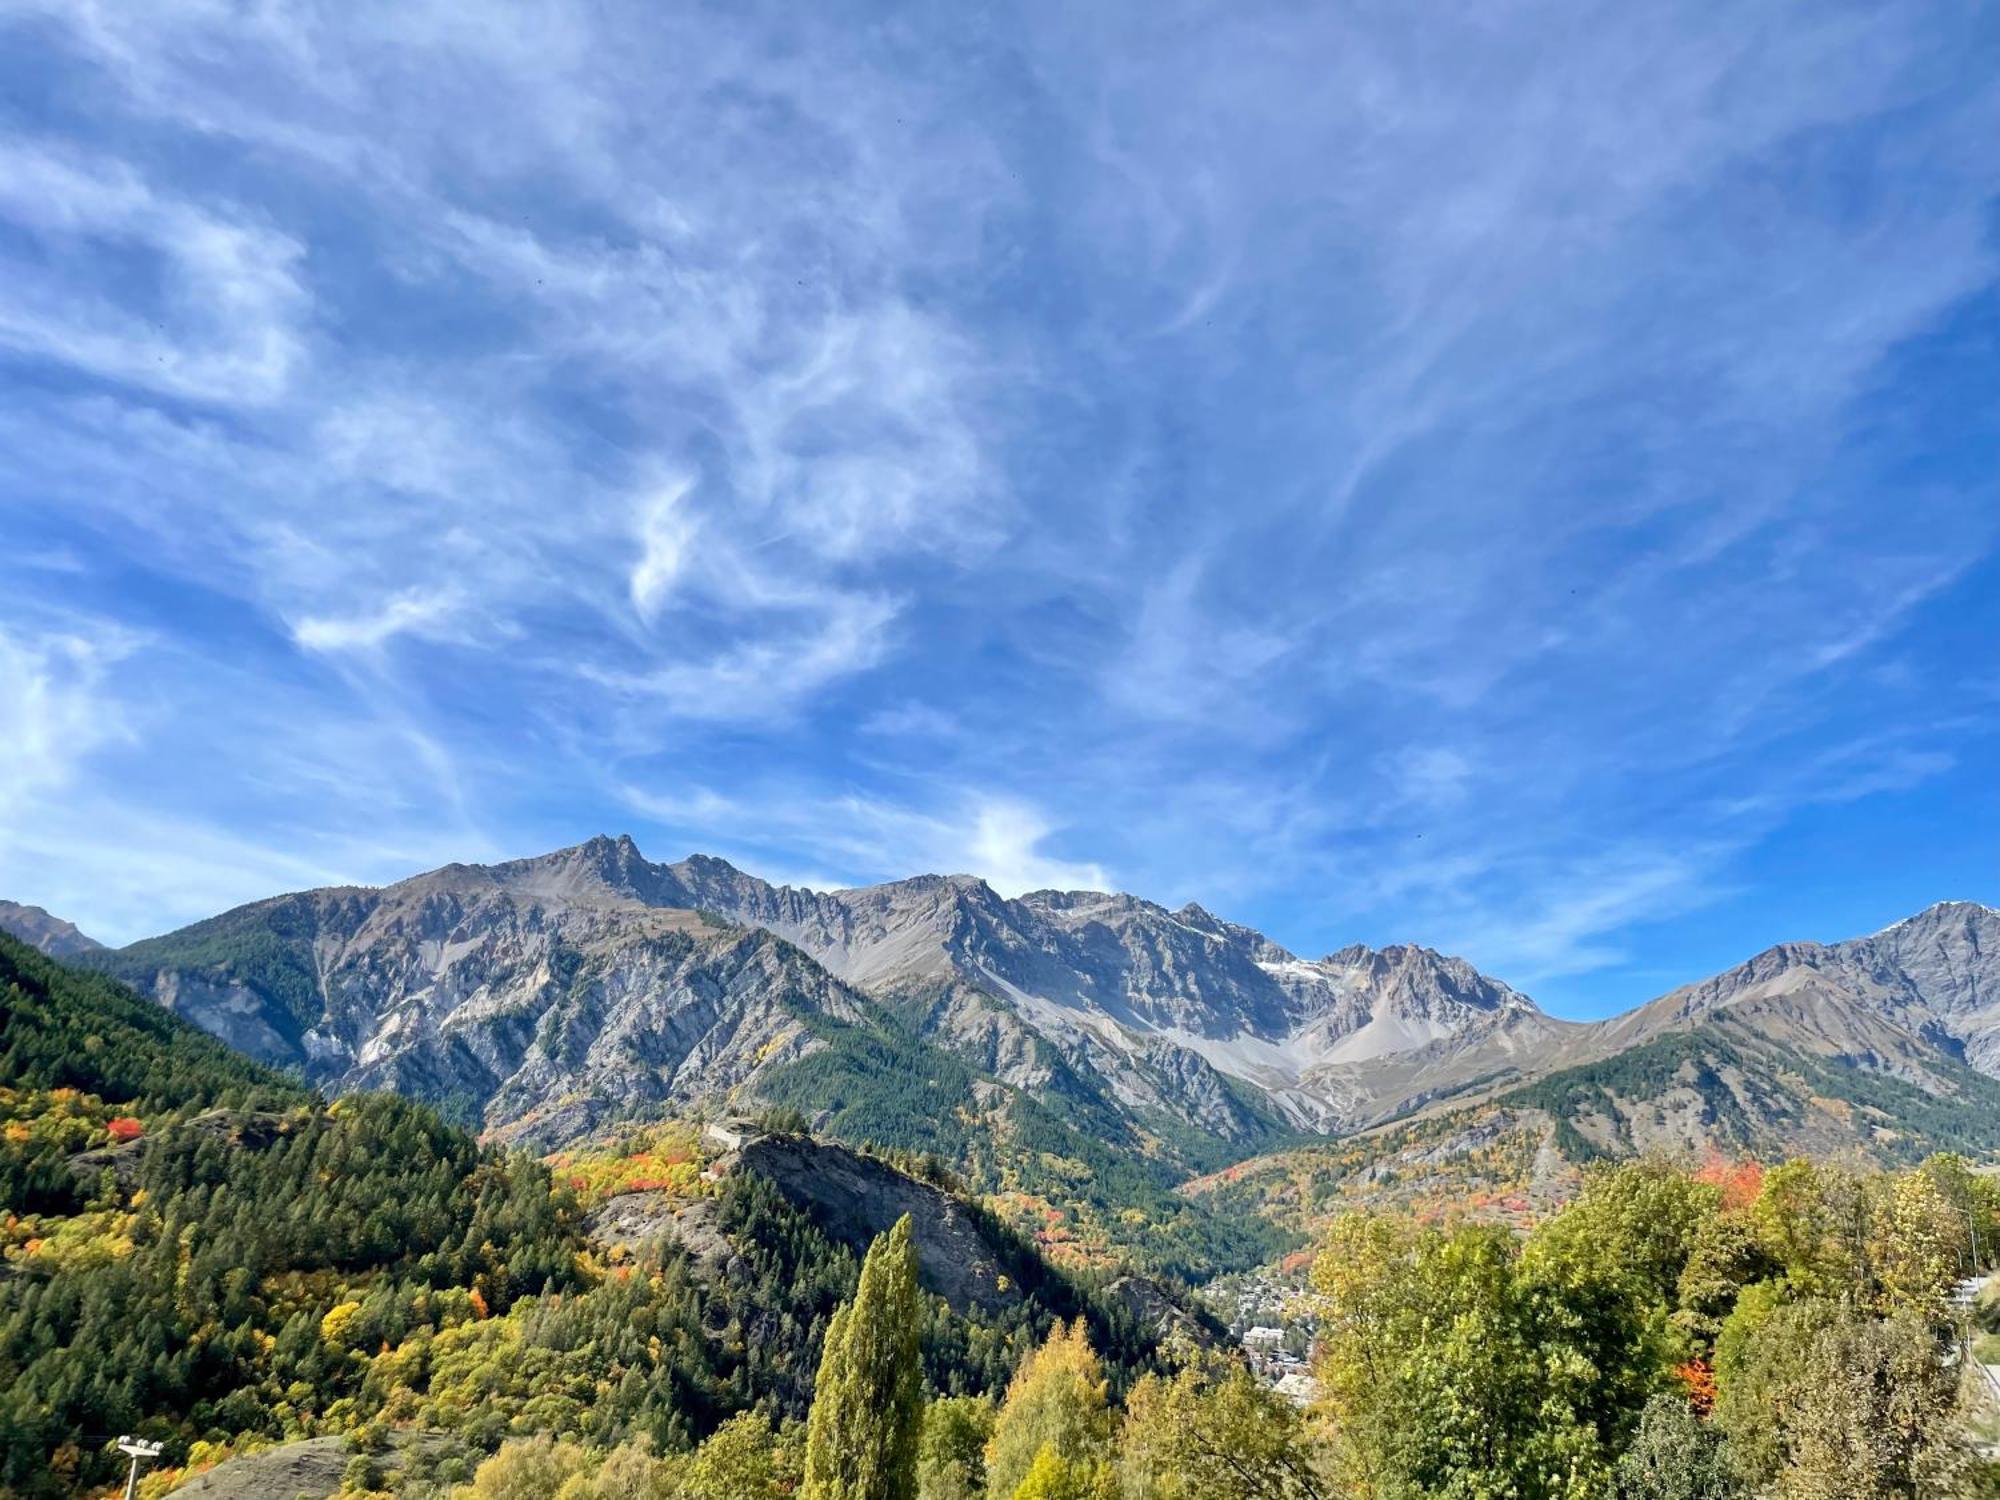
<box><xmin>801</xmin><ymin>1214</ymin><xmax>924</xmax><ymax>1500</ymax></box>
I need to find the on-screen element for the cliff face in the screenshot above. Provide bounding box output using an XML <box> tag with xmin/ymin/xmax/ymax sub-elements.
<box><xmin>83</xmin><ymin>837</ymin><xmax>2000</xmax><ymax>1174</ymax></box>
<box><xmin>725</xmin><ymin>1133</ymin><xmax>1018</xmax><ymax>1316</ymax></box>
<box><xmin>100</xmin><ymin>845</ymin><xmax>878</xmax><ymax>1140</ymax></box>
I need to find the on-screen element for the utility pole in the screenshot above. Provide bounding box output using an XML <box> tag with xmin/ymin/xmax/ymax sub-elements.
<box><xmin>116</xmin><ymin>1437</ymin><xmax>162</xmax><ymax>1500</ymax></box>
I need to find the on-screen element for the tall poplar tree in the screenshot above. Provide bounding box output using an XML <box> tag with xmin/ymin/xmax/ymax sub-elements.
<box><xmin>803</xmin><ymin>1214</ymin><xmax>925</xmax><ymax>1500</ymax></box>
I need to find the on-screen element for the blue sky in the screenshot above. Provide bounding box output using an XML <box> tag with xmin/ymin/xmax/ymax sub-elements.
<box><xmin>1</xmin><ymin>1</ymin><xmax>1995</xmax><ymax>1019</ymax></box>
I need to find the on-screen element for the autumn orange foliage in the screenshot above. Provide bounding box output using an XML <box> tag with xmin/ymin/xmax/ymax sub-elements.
<box><xmin>1694</xmin><ymin>1152</ymin><xmax>1763</xmax><ymax>1212</ymax></box>
<box><xmin>105</xmin><ymin>1117</ymin><xmax>145</xmax><ymax>1143</ymax></box>
<box><xmin>1673</xmin><ymin>1358</ymin><xmax>1717</xmax><ymax>1416</ymax></box>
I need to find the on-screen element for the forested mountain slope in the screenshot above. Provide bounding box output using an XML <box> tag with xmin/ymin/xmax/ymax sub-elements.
<box><xmin>1189</xmin><ymin>983</ymin><xmax>2000</xmax><ymax>1243</ymax></box>
<box><xmin>0</xmin><ymin>943</ymin><xmax>1196</xmax><ymax>1498</ymax></box>
<box><xmin>0</xmin><ymin>931</ymin><xmax>304</xmax><ymax>1119</ymax></box>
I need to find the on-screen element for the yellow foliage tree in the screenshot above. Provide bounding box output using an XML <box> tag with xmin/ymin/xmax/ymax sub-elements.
<box><xmin>984</xmin><ymin>1322</ymin><xmax>1115</xmax><ymax>1500</ymax></box>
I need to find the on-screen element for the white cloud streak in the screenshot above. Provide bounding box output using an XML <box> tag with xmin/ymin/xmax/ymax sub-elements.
<box><xmin>0</xmin><ymin>0</ymin><xmax>1991</xmax><ymax>1005</ymax></box>
<box><xmin>0</xmin><ymin>137</ymin><xmax>307</xmax><ymax>403</ymax></box>
<box><xmin>620</xmin><ymin>781</ymin><xmax>1107</xmax><ymax>899</ymax></box>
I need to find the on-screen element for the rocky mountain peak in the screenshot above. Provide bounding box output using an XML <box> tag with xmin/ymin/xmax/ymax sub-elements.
<box><xmin>1316</xmin><ymin>941</ymin><xmax>1536</xmax><ymax>1016</ymax></box>
<box><xmin>1173</xmin><ymin>901</ymin><xmax>1221</xmax><ymax>929</ymax></box>
<box><xmin>0</xmin><ymin>900</ymin><xmax>104</xmax><ymax>959</ymax></box>
<box><xmin>476</xmin><ymin>833</ymin><xmax>694</xmax><ymax>909</ymax></box>
<box><xmin>673</xmin><ymin>850</ymin><xmax>744</xmax><ymax>874</ymax></box>
<box><xmin>1876</xmin><ymin>898</ymin><xmax>2000</xmax><ymax>929</ymax></box>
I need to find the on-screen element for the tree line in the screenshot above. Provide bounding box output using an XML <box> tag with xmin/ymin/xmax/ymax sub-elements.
<box><xmin>435</xmin><ymin>1150</ymin><xmax>2000</xmax><ymax>1500</ymax></box>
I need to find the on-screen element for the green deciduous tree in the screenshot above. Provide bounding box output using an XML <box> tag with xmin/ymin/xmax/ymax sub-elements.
<box><xmin>1870</xmin><ymin>1168</ymin><xmax>1966</xmax><ymax>1322</ymax></box>
<box><xmin>1675</xmin><ymin>1213</ymin><xmax>1779</xmax><ymax>1348</ymax></box>
<box><xmin>1312</xmin><ymin>1212</ymin><xmax>1664</xmax><ymax>1500</ymax></box>
<box><xmin>668</xmin><ymin>1412</ymin><xmax>805</xmax><ymax>1500</ymax></box>
<box><xmin>919</xmin><ymin>1395</ymin><xmax>995</xmax><ymax>1500</ymax></box>
<box><xmin>1613</xmin><ymin>1394</ymin><xmax>1742</xmax><ymax>1500</ymax></box>
<box><xmin>1714</xmin><ymin>1297</ymin><xmax>1970</xmax><ymax>1498</ymax></box>
<box><xmin>1530</xmin><ymin>1159</ymin><xmax>1721</xmax><ymax>1309</ymax></box>
<box><xmin>554</xmin><ymin>1439</ymin><xmax>671</xmax><ymax>1500</ymax></box>
<box><xmin>1008</xmin><ymin>1445</ymin><xmax>1114</xmax><ymax>1500</ymax></box>
<box><xmin>802</xmin><ymin>1215</ymin><xmax>925</xmax><ymax>1500</ymax></box>
<box><xmin>1750</xmin><ymin>1162</ymin><xmax>1871</xmax><ymax>1298</ymax></box>
<box><xmin>1118</xmin><ymin>1361</ymin><xmax>1324</xmax><ymax>1500</ymax></box>
<box><xmin>459</xmin><ymin>1435</ymin><xmax>591</xmax><ymax>1500</ymax></box>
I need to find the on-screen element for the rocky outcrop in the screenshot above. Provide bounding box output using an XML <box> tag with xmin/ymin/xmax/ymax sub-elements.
<box><xmin>66</xmin><ymin>1108</ymin><xmax>293</xmax><ymax>1191</ymax></box>
<box><xmin>165</xmin><ymin>1432</ymin><xmax>464</xmax><ymax>1500</ymax></box>
<box><xmin>728</xmin><ymin>1134</ymin><xmax>1019</xmax><ymax>1316</ymax></box>
<box><xmin>585</xmin><ymin>1191</ymin><xmax>733</xmax><ymax>1267</ymax></box>
<box><xmin>1102</xmin><ymin>1274</ymin><xmax>1218</xmax><ymax>1349</ymax></box>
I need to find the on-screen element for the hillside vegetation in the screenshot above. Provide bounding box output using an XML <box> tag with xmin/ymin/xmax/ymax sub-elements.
<box><xmin>413</xmin><ymin>1151</ymin><xmax>2000</xmax><ymax>1500</ymax></box>
<box><xmin>0</xmin><ymin>945</ymin><xmax>1192</xmax><ymax>1499</ymax></box>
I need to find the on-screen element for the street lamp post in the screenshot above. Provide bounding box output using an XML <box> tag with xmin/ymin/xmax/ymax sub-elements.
<box><xmin>116</xmin><ymin>1437</ymin><xmax>163</xmax><ymax>1500</ymax></box>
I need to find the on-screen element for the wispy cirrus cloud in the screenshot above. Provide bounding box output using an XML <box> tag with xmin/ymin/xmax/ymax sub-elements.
<box><xmin>0</xmin><ymin>622</ymin><xmax>138</xmax><ymax>821</ymax></box>
<box><xmin>0</xmin><ymin>0</ymin><xmax>1993</xmax><ymax>1008</ymax></box>
<box><xmin>293</xmin><ymin>588</ymin><xmax>466</xmax><ymax>654</ymax></box>
<box><xmin>0</xmin><ymin>138</ymin><xmax>308</xmax><ymax>403</ymax></box>
<box><xmin>618</xmin><ymin>780</ymin><xmax>1107</xmax><ymax>898</ymax></box>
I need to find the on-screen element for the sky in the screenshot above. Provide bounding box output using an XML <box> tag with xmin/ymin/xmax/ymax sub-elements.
<box><xmin>0</xmin><ymin>0</ymin><xmax>1996</xmax><ymax>1020</ymax></box>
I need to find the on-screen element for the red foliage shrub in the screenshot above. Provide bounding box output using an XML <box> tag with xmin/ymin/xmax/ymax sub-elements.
<box><xmin>1674</xmin><ymin>1358</ymin><xmax>1717</xmax><ymax>1416</ymax></box>
<box><xmin>104</xmin><ymin>1117</ymin><xmax>144</xmax><ymax>1143</ymax></box>
<box><xmin>1694</xmin><ymin>1152</ymin><xmax>1763</xmax><ymax>1212</ymax></box>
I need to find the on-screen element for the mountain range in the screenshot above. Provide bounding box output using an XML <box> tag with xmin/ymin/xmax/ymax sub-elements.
<box><xmin>5</xmin><ymin>836</ymin><xmax>1997</xmax><ymax>1178</ymax></box>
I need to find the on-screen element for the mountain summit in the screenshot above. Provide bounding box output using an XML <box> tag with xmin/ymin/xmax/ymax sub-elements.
<box><xmin>82</xmin><ymin>837</ymin><xmax>1563</xmax><ymax>1143</ymax></box>
<box><xmin>63</xmin><ymin>840</ymin><xmax>2000</xmax><ymax>1166</ymax></box>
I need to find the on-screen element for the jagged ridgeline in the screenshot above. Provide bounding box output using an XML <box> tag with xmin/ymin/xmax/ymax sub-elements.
<box><xmin>86</xmin><ymin>845</ymin><xmax>1302</xmax><ymax>1277</ymax></box>
<box><xmin>0</xmin><ymin>937</ymin><xmax>1200</xmax><ymax>1499</ymax></box>
<box><xmin>25</xmin><ymin>841</ymin><xmax>2000</xmax><ymax>1266</ymax></box>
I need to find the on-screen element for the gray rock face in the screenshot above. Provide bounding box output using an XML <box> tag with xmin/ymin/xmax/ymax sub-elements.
<box><xmin>661</xmin><ymin>853</ymin><xmax>1567</xmax><ymax>1135</ymax></box>
<box><xmin>729</xmin><ymin>1134</ymin><xmax>1018</xmax><ymax>1315</ymax></box>
<box><xmin>1102</xmin><ymin>1274</ymin><xmax>1217</xmax><ymax>1349</ymax></box>
<box><xmin>0</xmin><ymin>900</ymin><xmax>102</xmax><ymax>957</ymax></box>
<box><xmin>101</xmin><ymin>836</ymin><xmax>1996</xmax><ymax>1161</ymax></box>
<box><xmin>106</xmin><ymin>835</ymin><xmax>1567</xmax><ymax>1144</ymax></box>
<box><xmin>1597</xmin><ymin>901</ymin><xmax>2000</xmax><ymax>1074</ymax></box>
<box><xmin>585</xmin><ymin>1190</ymin><xmax>733</xmax><ymax>1267</ymax></box>
<box><xmin>166</xmin><ymin>1432</ymin><xmax>463</xmax><ymax>1500</ymax></box>
<box><xmin>108</xmin><ymin>840</ymin><xmax>872</xmax><ymax>1141</ymax></box>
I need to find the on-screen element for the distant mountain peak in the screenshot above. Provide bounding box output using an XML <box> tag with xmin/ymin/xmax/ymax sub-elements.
<box><xmin>0</xmin><ymin>900</ymin><xmax>104</xmax><ymax>959</ymax></box>
<box><xmin>99</xmin><ymin>827</ymin><xmax>1994</xmax><ymax>1162</ymax></box>
<box><xmin>567</xmin><ymin>830</ymin><xmax>646</xmax><ymax>863</ymax></box>
<box><xmin>675</xmin><ymin>850</ymin><xmax>746</xmax><ymax>875</ymax></box>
